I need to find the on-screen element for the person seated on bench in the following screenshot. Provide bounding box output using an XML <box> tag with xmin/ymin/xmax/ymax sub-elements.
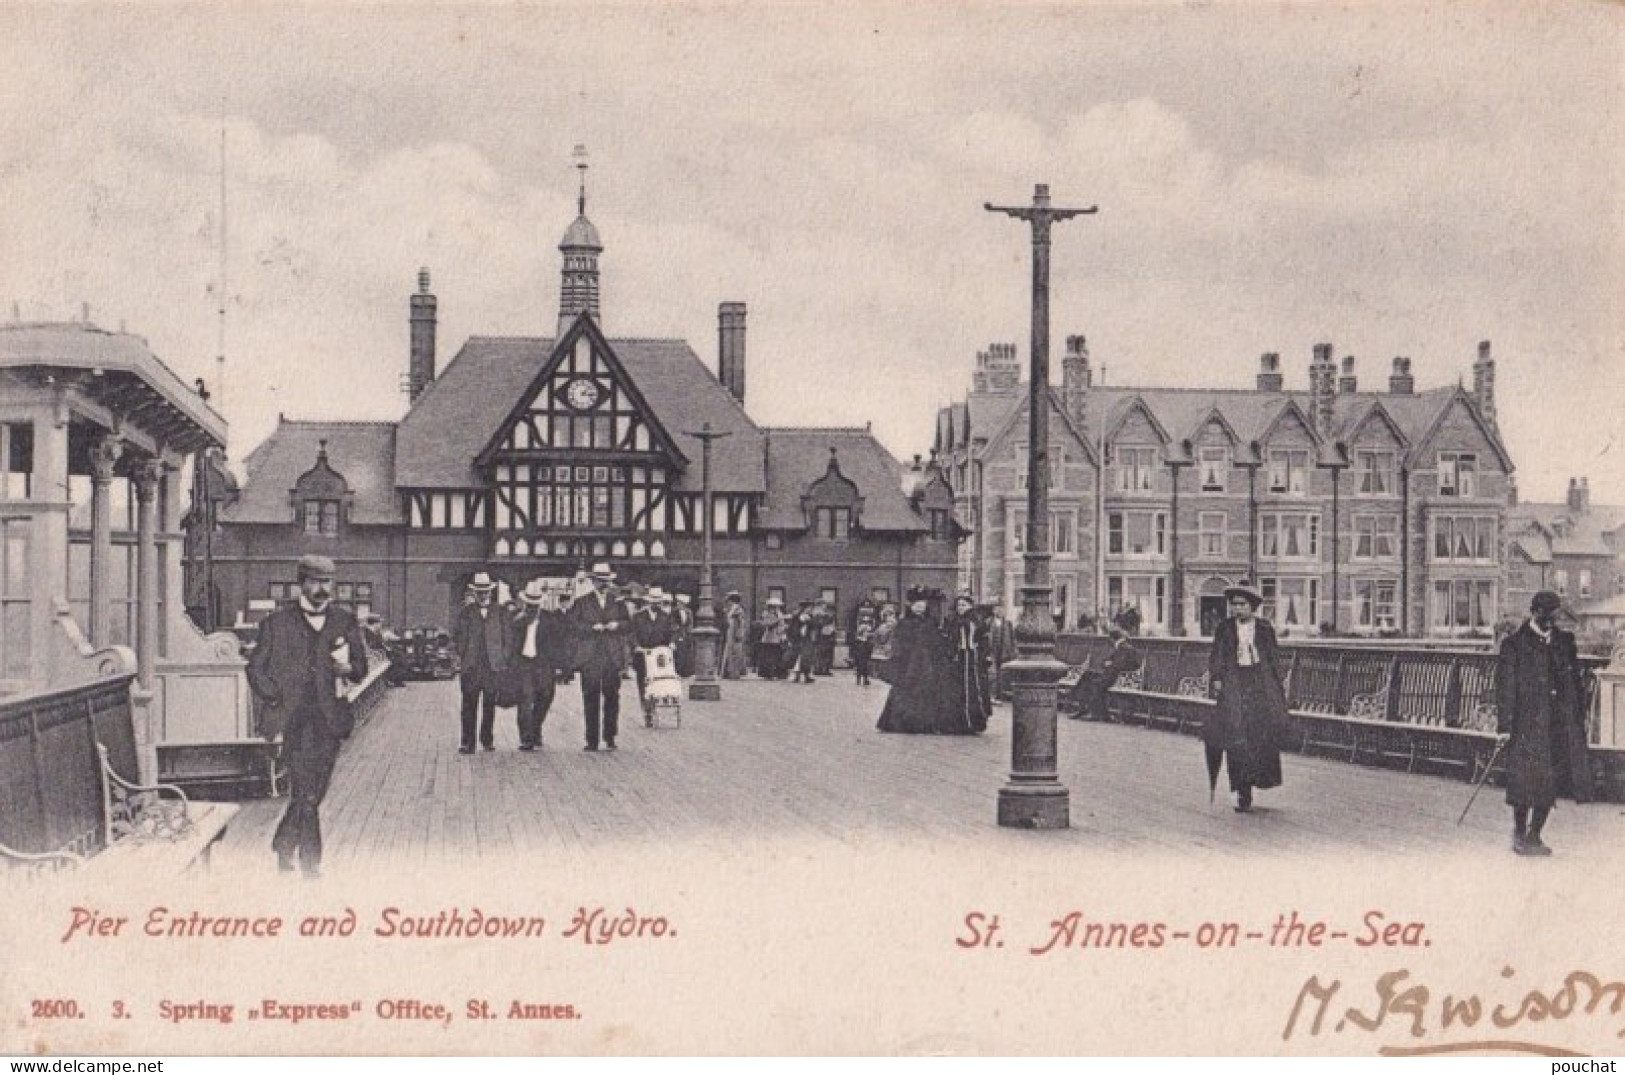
<box><xmin>1068</xmin><ymin>628</ymin><xmax>1143</xmax><ymax>721</ymax></box>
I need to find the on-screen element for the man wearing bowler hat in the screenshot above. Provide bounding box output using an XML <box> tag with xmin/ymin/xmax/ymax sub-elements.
<box><xmin>567</xmin><ymin>562</ymin><xmax>631</xmax><ymax>750</ymax></box>
<box><xmin>1495</xmin><ymin>590</ymin><xmax>1595</xmax><ymax>855</ymax></box>
<box><xmin>452</xmin><ymin>570</ymin><xmax>513</xmax><ymax>754</ymax></box>
<box><xmin>247</xmin><ymin>554</ymin><xmax>368</xmax><ymax>878</ymax></box>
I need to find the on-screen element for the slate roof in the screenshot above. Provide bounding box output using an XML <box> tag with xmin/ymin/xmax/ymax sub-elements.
<box><xmin>395</xmin><ymin>334</ymin><xmax>765</xmax><ymax>492</ymax></box>
<box><xmin>758</xmin><ymin>427</ymin><xmax>928</xmax><ymax>532</ymax></box>
<box><xmin>937</xmin><ymin>381</ymin><xmax>1495</xmax><ymax>468</ymax></box>
<box><xmin>221</xmin><ymin>421</ymin><xmax>400</xmax><ymax>525</ymax></box>
<box><xmin>1508</xmin><ymin>502</ymin><xmax>1624</xmax><ymax>558</ymax></box>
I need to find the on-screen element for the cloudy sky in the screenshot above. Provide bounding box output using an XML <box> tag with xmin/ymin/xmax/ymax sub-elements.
<box><xmin>1</xmin><ymin>2</ymin><xmax>1619</xmax><ymax>504</ymax></box>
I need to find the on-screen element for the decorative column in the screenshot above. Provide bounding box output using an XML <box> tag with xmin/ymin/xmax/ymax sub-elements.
<box><xmin>985</xmin><ymin>184</ymin><xmax>1097</xmax><ymax>829</ymax></box>
<box><xmin>29</xmin><ymin>407</ymin><xmax>71</xmax><ymax>684</ymax></box>
<box><xmin>133</xmin><ymin>458</ymin><xmax>162</xmax><ymax>688</ymax></box>
<box><xmin>88</xmin><ymin>434</ymin><xmax>124</xmax><ymax>647</ymax></box>
<box><xmin>685</xmin><ymin>422</ymin><xmax>731</xmax><ymax>701</ymax></box>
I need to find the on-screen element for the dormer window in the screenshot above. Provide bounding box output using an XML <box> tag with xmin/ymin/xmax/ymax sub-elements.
<box><xmin>802</xmin><ymin>447</ymin><xmax>863</xmax><ymax>541</ymax></box>
<box><xmin>291</xmin><ymin>439</ymin><xmax>353</xmax><ymax>538</ymax></box>
<box><xmin>1198</xmin><ymin>446</ymin><xmax>1227</xmax><ymax>493</ymax></box>
<box><xmin>1438</xmin><ymin>452</ymin><xmax>1477</xmax><ymax>498</ymax></box>
<box><xmin>303</xmin><ymin>500</ymin><xmax>341</xmax><ymax>536</ymax></box>
<box><xmin>928</xmin><ymin>508</ymin><xmax>952</xmax><ymax>542</ymax></box>
<box><xmin>815</xmin><ymin>506</ymin><xmax>852</xmax><ymax>540</ymax></box>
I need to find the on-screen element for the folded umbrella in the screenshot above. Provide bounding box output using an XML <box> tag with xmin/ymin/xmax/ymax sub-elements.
<box><xmin>1206</xmin><ymin>741</ymin><xmax>1225</xmax><ymax>804</ymax></box>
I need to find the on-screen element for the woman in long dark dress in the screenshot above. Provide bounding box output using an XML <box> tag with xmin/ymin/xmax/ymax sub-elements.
<box><xmin>1204</xmin><ymin>580</ymin><xmax>1288</xmax><ymax>812</ymax></box>
<box><xmin>939</xmin><ymin>593</ymin><xmax>989</xmax><ymax>734</ymax></box>
<box><xmin>877</xmin><ymin>591</ymin><xmax>946</xmax><ymax>733</ymax></box>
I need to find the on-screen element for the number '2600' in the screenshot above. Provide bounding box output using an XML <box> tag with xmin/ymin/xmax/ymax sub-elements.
<box><xmin>32</xmin><ymin>999</ymin><xmax>81</xmax><ymax>1018</ymax></box>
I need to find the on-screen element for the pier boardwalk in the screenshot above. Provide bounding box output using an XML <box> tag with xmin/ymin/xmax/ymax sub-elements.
<box><xmin>209</xmin><ymin>673</ymin><xmax>1625</xmax><ymax>874</ymax></box>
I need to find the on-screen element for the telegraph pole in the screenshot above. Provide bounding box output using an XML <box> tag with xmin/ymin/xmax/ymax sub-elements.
<box><xmin>984</xmin><ymin>183</ymin><xmax>1097</xmax><ymax>829</ymax></box>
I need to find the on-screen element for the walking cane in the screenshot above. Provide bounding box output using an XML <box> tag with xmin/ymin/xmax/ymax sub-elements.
<box><xmin>1457</xmin><ymin>736</ymin><xmax>1510</xmax><ymax>825</ymax></box>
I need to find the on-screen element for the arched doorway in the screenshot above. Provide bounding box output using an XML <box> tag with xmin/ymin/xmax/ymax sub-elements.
<box><xmin>1198</xmin><ymin>575</ymin><xmax>1232</xmax><ymax>637</ymax></box>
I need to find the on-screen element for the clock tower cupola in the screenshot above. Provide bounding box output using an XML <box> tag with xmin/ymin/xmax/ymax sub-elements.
<box><xmin>557</xmin><ymin>144</ymin><xmax>604</xmax><ymax>337</ymax></box>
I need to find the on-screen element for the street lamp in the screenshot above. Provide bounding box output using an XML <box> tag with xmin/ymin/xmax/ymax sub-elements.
<box><xmin>985</xmin><ymin>183</ymin><xmax>1096</xmax><ymax>829</ymax></box>
<box><xmin>685</xmin><ymin>422</ymin><xmax>730</xmax><ymax>701</ymax></box>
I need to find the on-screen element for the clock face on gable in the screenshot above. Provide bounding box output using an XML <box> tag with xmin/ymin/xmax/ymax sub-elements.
<box><xmin>563</xmin><ymin>376</ymin><xmax>603</xmax><ymax>411</ymax></box>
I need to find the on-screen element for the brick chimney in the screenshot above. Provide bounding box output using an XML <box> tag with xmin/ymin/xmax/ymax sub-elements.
<box><xmin>973</xmin><ymin>342</ymin><xmax>1020</xmax><ymax>395</ymax></box>
<box><xmin>1338</xmin><ymin>355</ymin><xmax>1358</xmax><ymax>394</ymax></box>
<box><xmin>408</xmin><ymin>267</ymin><xmax>437</xmax><ymax>404</ymax></box>
<box><xmin>1473</xmin><ymin>340</ymin><xmax>1497</xmax><ymax>431</ymax></box>
<box><xmin>1389</xmin><ymin>356</ymin><xmax>1414</xmax><ymax>395</ymax></box>
<box><xmin>1310</xmin><ymin>342</ymin><xmax>1336</xmax><ymax>438</ymax></box>
<box><xmin>1256</xmin><ymin>352</ymin><xmax>1283</xmax><ymax>392</ymax></box>
<box><xmin>1567</xmin><ymin>478</ymin><xmax>1582</xmax><ymax>512</ymax></box>
<box><xmin>1062</xmin><ymin>334</ymin><xmax>1091</xmax><ymax>435</ymax></box>
<box><xmin>718</xmin><ymin>302</ymin><xmax>747</xmax><ymax>404</ymax></box>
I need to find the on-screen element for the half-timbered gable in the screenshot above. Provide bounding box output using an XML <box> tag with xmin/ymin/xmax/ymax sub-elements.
<box><xmin>208</xmin><ymin>194</ymin><xmax>956</xmax><ymax>629</ymax></box>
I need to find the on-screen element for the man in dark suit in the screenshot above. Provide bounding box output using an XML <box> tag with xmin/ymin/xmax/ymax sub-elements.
<box><xmin>452</xmin><ymin>571</ymin><xmax>513</xmax><ymax>754</ymax></box>
<box><xmin>247</xmin><ymin>554</ymin><xmax>368</xmax><ymax>879</ymax></box>
<box><xmin>1070</xmin><ymin>627</ymin><xmax>1144</xmax><ymax>721</ymax></box>
<box><xmin>511</xmin><ymin>578</ymin><xmax>568</xmax><ymax>751</ymax></box>
<box><xmin>568</xmin><ymin>562</ymin><xmax>630</xmax><ymax>751</ymax></box>
<box><xmin>1496</xmin><ymin>590</ymin><xmax>1595</xmax><ymax>856</ymax></box>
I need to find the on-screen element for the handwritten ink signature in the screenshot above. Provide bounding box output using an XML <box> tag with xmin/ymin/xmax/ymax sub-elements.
<box><xmin>1282</xmin><ymin>967</ymin><xmax>1625</xmax><ymax>1057</ymax></box>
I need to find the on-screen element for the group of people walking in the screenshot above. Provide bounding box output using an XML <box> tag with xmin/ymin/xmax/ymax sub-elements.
<box><xmin>875</xmin><ymin>588</ymin><xmax>1016</xmax><ymax>736</ymax></box>
<box><xmin>452</xmin><ymin>562</ymin><xmax>697</xmax><ymax>755</ymax></box>
<box><xmin>248</xmin><ymin>553</ymin><xmax>1596</xmax><ymax>880</ymax></box>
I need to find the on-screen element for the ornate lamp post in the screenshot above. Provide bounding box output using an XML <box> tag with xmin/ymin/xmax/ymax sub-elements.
<box><xmin>685</xmin><ymin>422</ymin><xmax>730</xmax><ymax>701</ymax></box>
<box><xmin>985</xmin><ymin>184</ymin><xmax>1096</xmax><ymax>829</ymax></box>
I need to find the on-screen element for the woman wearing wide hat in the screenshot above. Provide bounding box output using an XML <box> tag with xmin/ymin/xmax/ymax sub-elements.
<box><xmin>1203</xmin><ymin>579</ymin><xmax>1289</xmax><ymax>812</ymax></box>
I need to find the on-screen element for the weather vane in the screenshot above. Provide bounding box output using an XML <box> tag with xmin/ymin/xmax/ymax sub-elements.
<box><xmin>572</xmin><ymin>144</ymin><xmax>590</xmax><ymax>214</ymax></box>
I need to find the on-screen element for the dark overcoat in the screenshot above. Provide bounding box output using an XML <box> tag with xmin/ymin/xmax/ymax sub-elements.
<box><xmin>453</xmin><ymin>601</ymin><xmax>515</xmax><ymax>680</ymax></box>
<box><xmin>567</xmin><ymin>591</ymin><xmax>631</xmax><ymax>675</ymax></box>
<box><xmin>1495</xmin><ymin>622</ymin><xmax>1595</xmax><ymax>808</ymax></box>
<box><xmin>510</xmin><ymin>606</ymin><xmax>572</xmax><ymax>673</ymax></box>
<box><xmin>247</xmin><ymin>602</ymin><xmax>368</xmax><ymax>741</ymax></box>
<box><xmin>1204</xmin><ymin>616</ymin><xmax>1289</xmax><ymax>791</ymax></box>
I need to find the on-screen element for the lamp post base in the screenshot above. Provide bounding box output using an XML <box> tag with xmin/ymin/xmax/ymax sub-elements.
<box><xmin>997</xmin><ymin>653</ymin><xmax>1070</xmax><ymax>829</ymax></box>
<box><xmin>688</xmin><ymin>625</ymin><xmax>722</xmax><ymax>702</ymax></box>
<box><xmin>997</xmin><ymin>785</ymin><xmax>1070</xmax><ymax>829</ymax></box>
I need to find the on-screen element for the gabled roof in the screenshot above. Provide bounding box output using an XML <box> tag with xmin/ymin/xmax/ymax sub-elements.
<box><xmin>1509</xmin><ymin>501</ymin><xmax>1623</xmax><ymax>558</ymax></box>
<box><xmin>221</xmin><ymin>420</ymin><xmax>400</xmax><ymax>525</ymax></box>
<box><xmin>1339</xmin><ymin>399</ymin><xmax>1411</xmax><ymax>450</ymax></box>
<box><xmin>1255</xmin><ymin>397</ymin><xmax>1322</xmax><ymax>448</ymax></box>
<box><xmin>395</xmin><ymin>331</ymin><xmax>765</xmax><ymax>491</ymax></box>
<box><xmin>1181</xmin><ymin>405</ymin><xmax>1244</xmax><ymax>448</ymax></box>
<box><xmin>977</xmin><ymin>386</ymin><xmax>1102</xmax><ymax>467</ymax></box>
<box><xmin>1105</xmin><ymin>393</ymin><xmax>1175</xmax><ymax>445</ymax></box>
<box><xmin>948</xmin><ymin>380</ymin><xmax>1513</xmax><ymax>477</ymax></box>
<box><xmin>758</xmin><ymin>427</ymin><xmax>928</xmax><ymax>532</ymax></box>
<box><xmin>473</xmin><ymin>315</ymin><xmax>686</xmax><ymax>469</ymax></box>
<box><xmin>1403</xmin><ymin>386</ymin><xmax>1514</xmax><ymax>471</ymax></box>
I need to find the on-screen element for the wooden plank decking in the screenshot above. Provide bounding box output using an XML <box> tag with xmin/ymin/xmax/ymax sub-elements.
<box><xmin>211</xmin><ymin>673</ymin><xmax>1625</xmax><ymax>874</ymax></box>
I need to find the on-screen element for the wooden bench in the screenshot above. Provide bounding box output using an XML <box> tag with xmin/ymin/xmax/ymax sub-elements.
<box><xmin>1098</xmin><ymin>672</ymin><xmax>1500</xmax><ymax>782</ymax></box>
<box><xmin>1</xmin><ymin>742</ymin><xmax>235</xmax><ymax>879</ymax></box>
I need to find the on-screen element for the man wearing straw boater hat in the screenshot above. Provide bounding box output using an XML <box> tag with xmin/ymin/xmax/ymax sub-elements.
<box><xmin>247</xmin><ymin>554</ymin><xmax>368</xmax><ymax>879</ymax></box>
<box><xmin>566</xmin><ymin>562</ymin><xmax>631</xmax><ymax>750</ymax></box>
<box><xmin>1203</xmin><ymin>579</ymin><xmax>1290</xmax><ymax>813</ymax></box>
<box><xmin>511</xmin><ymin>578</ymin><xmax>569</xmax><ymax>751</ymax></box>
<box><xmin>629</xmin><ymin>585</ymin><xmax>676</xmax><ymax>727</ymax></box>
<box><xmin>1494</xmin><ymin>590</ymin><xmax>1595</xmax><ymax>855</ymax></box>
<box><xmin>452</xmin><ymin>570</ymin><xmax>513</xmax><ymax>754</ymax></box>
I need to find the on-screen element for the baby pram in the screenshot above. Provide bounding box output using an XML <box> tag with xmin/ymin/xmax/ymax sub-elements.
<box><xmin>639</xmin><ymin>644</ymin><xmax>683</xmax><ymax>728</ymax></box>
